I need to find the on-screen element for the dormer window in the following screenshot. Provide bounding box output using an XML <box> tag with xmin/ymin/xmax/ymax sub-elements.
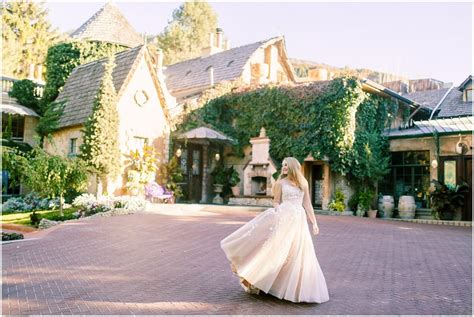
<box><xmin>465</xmin><ymin>88</ymin><xmax>472</xmax><ymax>102</ymax></box>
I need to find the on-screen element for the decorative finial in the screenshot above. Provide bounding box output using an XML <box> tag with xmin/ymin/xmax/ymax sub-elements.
<box><xmin>259</xmin><ymin>127</ymin><xmax>266</xmax><ymax>137</ymax></box>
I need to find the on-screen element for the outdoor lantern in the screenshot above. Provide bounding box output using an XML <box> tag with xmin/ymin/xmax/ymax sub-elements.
<box><xmin>215</xmin><ymin>153</ymin><xmax>221</xmax><ymax>161</ymax></box>
<box><xmin>176</xmin><ymin>148</ymin><xmax>182</xmax><ymax>157</ymax></box>
<box><xmin>431</xmin><ymin>159</ymin><xmax>438</xmax><ymax>169</ymax></box>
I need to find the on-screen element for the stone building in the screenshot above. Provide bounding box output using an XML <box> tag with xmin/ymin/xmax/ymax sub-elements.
<box><xmin>384</xmin><ymin>75</ymin><xmax>473</xmax><ymax>220</ymax></box>
<box><xmin>45</xmin><ymin>45</ymin><xmax>174</xmax><ymax>195</ymax></box>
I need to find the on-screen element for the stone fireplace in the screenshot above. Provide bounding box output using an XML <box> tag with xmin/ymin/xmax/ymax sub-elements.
<box><xmin>229</xmin><ymin>127</ymin><xmax>278</xmax><ymax>206</ymax></box>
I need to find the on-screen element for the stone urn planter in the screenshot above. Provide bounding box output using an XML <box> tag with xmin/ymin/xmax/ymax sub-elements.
<box><xmin>213</xmin><ymin>184</ymin><xmax>224</xmax><ymax>204</ymax></box>
<box><xmin>231</xmin><ymin>186</ymin><xmax>240</xmax><ymax>197</ymax></box>
<box><xmin>398</xmin><ymin>196</ymin><xmax>416</xmax><ymax>219</ymax></box>
<box><xmin>367</xmin><ymin>209</ymin><xmax>378</xmax><ymax>218</ymax></box>
<box><xmin>378</xmin><ymin>195</ymin><xmax>395</xmax><ymax>218</ymax></box>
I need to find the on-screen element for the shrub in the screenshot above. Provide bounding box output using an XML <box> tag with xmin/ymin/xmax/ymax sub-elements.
<box><xmin>328</xmin><ymin>188</ymin><xmax>346</xmax><ymax>212</ymax></box>
<box><xmin>2</xmin><ymin>232</ymin><xmax>24</xmax><ymax>241</ymax></box>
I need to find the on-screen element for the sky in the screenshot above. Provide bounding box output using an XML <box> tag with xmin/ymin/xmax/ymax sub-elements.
<box><xmin>44</xmin><ymin>1</ymin><xmax>472</xmax><ymax>84</ymax></box>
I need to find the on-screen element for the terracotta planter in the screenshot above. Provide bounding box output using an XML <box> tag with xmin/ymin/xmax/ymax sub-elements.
<box><xmin>231</xmin><ymin>186</ymin><xmax>240</xmax><ymax>197</ymax></box>
<box><xmin>367</xmin><ymin>209</ymin><xmax>378</xmax><ymax>218</ymax></box>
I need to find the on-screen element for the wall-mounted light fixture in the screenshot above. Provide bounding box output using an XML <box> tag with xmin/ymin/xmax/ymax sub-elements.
<box><xmin>176</xmin><ymin>148</ymin><xmax>182</xmax><ymax>158</ymax></box>
<box><xmin>215</xmin><ymin>153</ymin><xmax>221</xmax><ymax>161</ymax></box>
<box><xmin>431</xmin><ymin>159</ymin><xmax>438</xmax><ymax>169</ymax></box>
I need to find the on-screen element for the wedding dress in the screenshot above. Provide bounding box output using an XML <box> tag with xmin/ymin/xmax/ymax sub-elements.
<box><xmin>220</xmin><ymin>179</ymin><xmax>330</xmax><ymax>303</ymax></box>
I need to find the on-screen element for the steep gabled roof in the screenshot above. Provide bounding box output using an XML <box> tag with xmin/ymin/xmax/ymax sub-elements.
<box><xmin>402</xmin><ymin>88</ymin><xmax>451</xmax><ymax>111</ymax></box>
<box><xmin>56</xmin><ymin>46</ymin><xmax>144</xmax><ymax>129</ymax></box>
<box><xmin>71</xmin><ymin>3</ymin><xmax>143</xmax><ymax>48</ymax></box>
<box><xmin>163</xmin><ymin>37</ymin><xmax>295</xmax><ymax>93</ymax></box>
<box><xmin>458</xmin><ymin>75</ymin><xmax>472</xmax><ymax>92</ymax></box>
<box><xmin>436</xmin><ymin>88</ymin><xmax>472</xmax><ymax>118</ymax></box>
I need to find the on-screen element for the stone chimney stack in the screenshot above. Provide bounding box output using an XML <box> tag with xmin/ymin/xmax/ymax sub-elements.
<box><xmin>216</xmin><ymin>28</ymin><xmax>223</xmax><ymax>49</ymax></box>
<box><xmin>156</xmin><ymin>49</ymin><xmax>163</xmax><ymax>74</ymax></box>
<box><xmin>36</xmin><ymin>64</ymin><xmax>43</xmax><ymax>82</ymax></box>
<box><xmin>209</xmin><ymin>32</ymin><xmax>215</xmax><ymax>48</ymax></box>
<box><xmin>28</xmin><ymin>64</ymin><xmax>35</xmax><ymax>80</ymax></box>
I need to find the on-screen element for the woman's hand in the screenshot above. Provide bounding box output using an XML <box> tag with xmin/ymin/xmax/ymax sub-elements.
<box><xmin>312</xmin><ymin>223</ymin><xmax>319</xmax><ymax>236</ymax></box>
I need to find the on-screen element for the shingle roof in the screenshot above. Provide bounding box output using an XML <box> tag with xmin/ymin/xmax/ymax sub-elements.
<box><xmin>402</xmin><ymin>88</ymin><xmax>451</xmax><ymax>110</ymax></box>
<box><xmin>56</xmin><ymin>46</ymin><xmax>144</xmax><ymax>129</ymax></box>
<box><xmin>71</xmin><ymin>3</ymin><xmax>143</xmax><ymax>48</ymax></box>
<box><xmin>436</xmin><ymin>88</ymin><xmax>472</xmax><ymax>118</ymax></box>
<box><xmin>163</xmin><ymin>37</ymin><xmax>283</xmax><ymax>93</ymax></box>
<box><xmin>385</xmin><ymin>116</ymin><xmax>473</xmax><ymax>138</ymax></box>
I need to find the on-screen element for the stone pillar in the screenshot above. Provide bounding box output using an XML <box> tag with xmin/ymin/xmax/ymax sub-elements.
<box><xmin>322</xmin><ymin>163</ymin><xmax>331</xmax><ymax>210</ymax></box>
<box><xmin>200</xmin><ymin>144</ymin><xmax>209</xmax><ymax>203</ymax></box>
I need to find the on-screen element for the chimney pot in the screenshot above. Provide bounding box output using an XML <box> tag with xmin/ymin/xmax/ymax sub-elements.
<box><xmin>225</xmin><ymin>39</ymin><xmax>230</xmax><ymax>50</ymax></box>
<box><xmin>209</xmin><ymin>32</ymin><xmax>215</xmax><ymax>48</ymax></box>
<box><xmin>216</xmin><ymin>28</ymin><xmax>223</xmax><ymax>49</ymax></box>
<box><xmin>156</xmin><ymin>49</ymin><xmax>163</xmax><ymax>74</ymax></box>
<box><xmin>28</xmin><ymin>64</ymin><xmax>35</xmax><ymax>80</ymax></box>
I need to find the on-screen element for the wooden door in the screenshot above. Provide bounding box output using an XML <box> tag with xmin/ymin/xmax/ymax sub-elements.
<box><xmin>463</xmin><ymin>157</ymin><xmax>472</xmax><ymax>221</ymax></box>
<box><xmin>187</xmin><ymin>144</ymin><xmax>203</xmax><ymax>202</ymax></box>
<box><xmin>312</xmin><ymin>164</ymin><xmax>323</xmax><ymax>208</ymax></box>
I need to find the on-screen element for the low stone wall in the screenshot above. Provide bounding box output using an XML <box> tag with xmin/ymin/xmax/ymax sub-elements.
<box><xmin>228</xmin><ymin>196</ymin><xmax>273</xmax><ymax>207</ymax></box>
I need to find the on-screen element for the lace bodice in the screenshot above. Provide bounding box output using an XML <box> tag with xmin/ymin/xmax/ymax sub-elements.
<box><xmin>281</xmin><ymin>182</ymin><xmax>304</xmax><ymax>205</ymax></box>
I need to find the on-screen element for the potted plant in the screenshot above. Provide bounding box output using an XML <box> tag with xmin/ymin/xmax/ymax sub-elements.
<box><xmin>228</xmin><ymin>166</ymin><xmax>241</xmax><ymax>196</ymax></box>
<box><xmin>328</xmin><ymin>189</ymin><xmax>345</xmax><ymax>215</ymax></box>
<box><xmin>211</xmin><ymin>164</ymin><xmax>227</xmax><ymax>204</ymax></box>
<box><xmin>430</xmin><ymin>179</ymin><xmax>469</xmax><ymax>220</ymax></box>
<box><xmin>357</xmin><ymin>189</ymin><xmax>375</xmax><ymax>217</ymax></box>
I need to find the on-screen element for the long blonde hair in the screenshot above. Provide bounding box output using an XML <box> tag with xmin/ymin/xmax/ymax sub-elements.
<box><xmin>277</xmin><ymin>157</ymin><xmax>308</xmax><ymax>190</ymax></box>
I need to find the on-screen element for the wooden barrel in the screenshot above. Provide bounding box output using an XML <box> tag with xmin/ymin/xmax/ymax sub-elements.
<box><xmin>398</xmin><ymin>196</ymin><xmax>416</xmax><ymax>219</ymax></box>
<box><xmin>378</xmin><ymin>195</ymin><xmax>395</xmax><ymax>218</ymax></box>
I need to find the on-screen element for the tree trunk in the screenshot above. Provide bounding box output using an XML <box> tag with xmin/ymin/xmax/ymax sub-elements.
<box><xmin>59</xmin><ymin>194</ymin><xmax>64</xmax><ymax>217</ymax></box>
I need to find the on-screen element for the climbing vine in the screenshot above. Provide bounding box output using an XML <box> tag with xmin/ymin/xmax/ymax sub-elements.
<box><xmin>177</xmin><ymin>76</ymin><xmax>399</xmax><ymax>185</ymax></box>
<box><xmin>37</xmin><ymin>41</ymin><xmax>127</xmax><ymax>141</ymax></box>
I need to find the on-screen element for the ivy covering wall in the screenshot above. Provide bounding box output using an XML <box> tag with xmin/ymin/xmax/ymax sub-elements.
<box><xmin>178</xmin><ymin>77</ymin><xmax>399</xmax><ymax>186</ymax></box>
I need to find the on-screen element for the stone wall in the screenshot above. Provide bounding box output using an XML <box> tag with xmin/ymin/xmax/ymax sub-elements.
<box><xmin>46</xmin><ymin>56</ymin><xmax>171</xmax><ymax>196</ymax></box>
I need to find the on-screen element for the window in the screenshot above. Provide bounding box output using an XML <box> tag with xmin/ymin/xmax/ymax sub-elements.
<box><xmin>379</xmin><ymin>151</ymin><xmax>431</xmax><ymax>208</ymax></box>
<box><xmin>131</xmin><ymin>137</ymin><xmax>148</xmax><ymax>152</ymax></box>
<box><xmin>2</xmin><ymin>114</ymin><xmax>24</xmax><ymax>141</ymax></box>
<box><xmin>443</xmin><ymin>160</ymin><xmax>457</xmax><ymax>189</ymax></box>
<box><xmin>69</xmin><ymin>138</ymin><xmax>77</xmax><ymax>156</ymax></box>
<box><xmin>466</xmin><ymin>89</ymin><xmax>472</xmax><ymax>102</ymax></box>
<box><xmin>2</xmin><ymin>170</ymin><xmax>20</xmax><ymax>195</ymax></box>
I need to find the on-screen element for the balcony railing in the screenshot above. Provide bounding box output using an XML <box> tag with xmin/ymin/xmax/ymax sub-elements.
<box><xmin>1</xmin><ymin>76</ymin><xmax>44</xmax><ymax>98</ymax></box>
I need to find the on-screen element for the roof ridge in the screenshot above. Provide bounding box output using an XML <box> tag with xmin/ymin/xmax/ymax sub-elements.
<box><xmin>166</xmin><ymin>36</ymin><xmax>281</xmax><ymax>68</ymax></box>
<box><xmin>74</xmin><ymin>45</ymin><xmax>144</xmax><ymax>70</ymax></box>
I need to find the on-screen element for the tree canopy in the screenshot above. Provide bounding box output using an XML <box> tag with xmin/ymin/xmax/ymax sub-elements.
<box><xmin>156</xmin><ymin>0</ymin><xmax>218</xmax><ymax>65</ymax></box>
<box><xmin>1</xmin><ymin>0</ymin><xmax>58</xmax><ymax>78</ymax></box>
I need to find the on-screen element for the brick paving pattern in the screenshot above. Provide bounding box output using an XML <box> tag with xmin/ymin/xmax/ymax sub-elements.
<box><xmin>2</xmin><ymin>209</ymin><xmax>472</xmax><ymax>315</ymax></box>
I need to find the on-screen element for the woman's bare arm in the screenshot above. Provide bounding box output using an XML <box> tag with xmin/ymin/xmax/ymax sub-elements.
<box><xmin>272</xmin><ymin>180</ymin><xmax>282</xmax><ymax>208</ymax></box>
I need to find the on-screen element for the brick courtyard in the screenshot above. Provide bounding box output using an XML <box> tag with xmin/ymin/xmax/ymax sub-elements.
<box><xmin>2</xmin><ymin>206</ymin><xmax>472</xmax><ymax>315</ymax></box>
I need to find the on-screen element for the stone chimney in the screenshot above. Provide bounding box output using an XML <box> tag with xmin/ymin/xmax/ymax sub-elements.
<box><xmin>155</xmin><ymin>49</ymin><xmax>163</xmax><ymax>74</ymax></box>
<box><xmin>36</xmin><ymin>64</ymin><xmax>43</xmax><ymax>82</ymax></box>
<box><xmin>216</xmin><ymin>28</ymin><xmax>223</xmax><ymax>49</ymax></box>
<box><xmin>308</xmin><ymin>68</ymin><xmax>328</xmax><ymax>81</ymax></box>
<box><xmin>201</xmin><ymin>28</ymin><xmax>227</xmax><ymax>58</ymax></box>
<box><xmin>28</xmin><ymin>64</ymin><xmax>35</xmax><ymax>80</ymax></box>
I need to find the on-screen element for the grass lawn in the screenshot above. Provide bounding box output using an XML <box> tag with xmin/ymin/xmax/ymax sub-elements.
<box><xmin>1</xmin><ymin>208</ymin><xmax>79</xmax><ymax>227</ymax></box>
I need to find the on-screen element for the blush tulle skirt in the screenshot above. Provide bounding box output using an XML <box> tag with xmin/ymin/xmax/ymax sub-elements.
<box><xmin>220</xmin><ymin>202</ymin><xmax>330</xmax><ymax>303</ymax></box>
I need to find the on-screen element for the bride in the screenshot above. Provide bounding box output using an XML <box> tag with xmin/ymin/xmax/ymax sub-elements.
<box><xmin>220</xmin><ymin>157</ymin><xmax>330</xmax><ymax>303</ymax></box>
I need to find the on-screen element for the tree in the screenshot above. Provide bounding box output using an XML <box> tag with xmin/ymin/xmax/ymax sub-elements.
<box><xmin>156</xmin><ymin>0</ymin><xmax>218</xmax><ymax>65</ymax></box>
<box><xmin>79</xmin><ymin>55</ymin><xmax>121</xmax><ymax>195</ymax></box>
<box><xmin>5</xmin><ymin>147</ymin><xmax>88</xmax><ymax>216</ymax></box>
<box><xmin>8</xmin><ymin>79</ymin><xmax>41</xmax><ymax>113</ymax></box>
<box><xmin>1</xmin><ymin>0</ymin><xmax>58</xmax><ymax>78</ymax></box>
